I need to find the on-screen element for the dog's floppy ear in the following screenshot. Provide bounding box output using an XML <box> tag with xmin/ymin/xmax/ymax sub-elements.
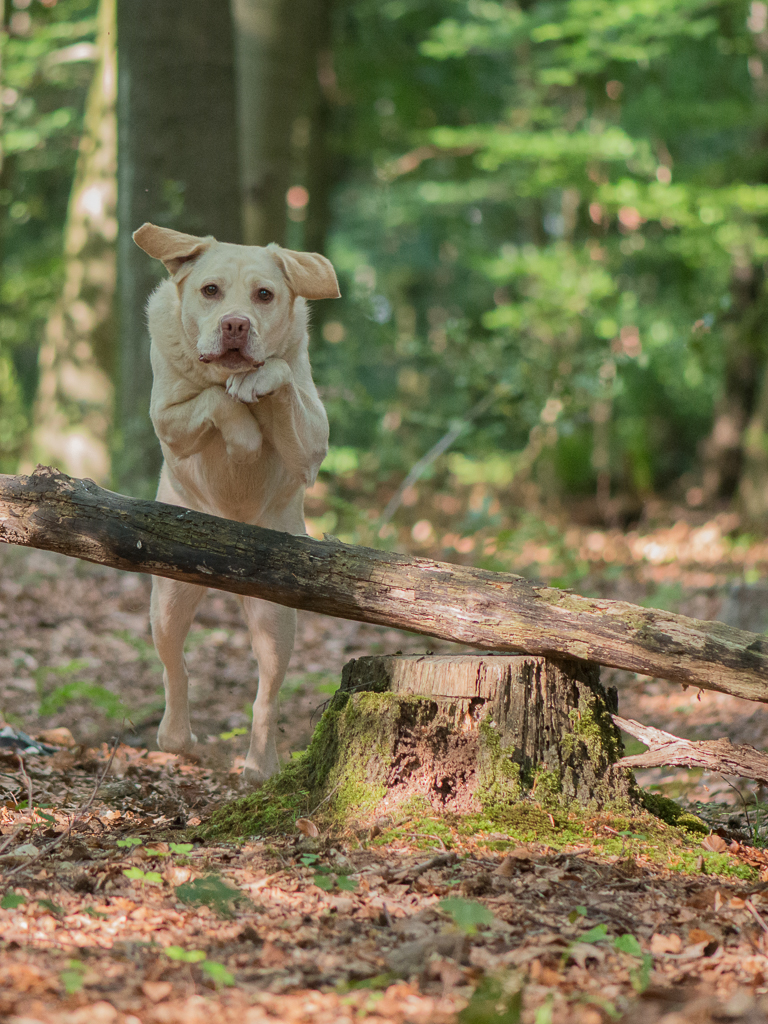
<box><xmin>269</xmin><ymin>246</ymin><xmax>341</xmax><ymax>300</ymax></box>
<box><xmin>133</xmin><ymin>223</ymin><xmax>212</xmax><ymax>277</ymax></box>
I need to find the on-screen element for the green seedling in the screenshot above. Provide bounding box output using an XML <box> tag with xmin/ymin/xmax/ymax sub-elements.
<box><xmin>123</xmin><ymin>866</ymin><xmax>163</xmax><ymax>887</ymax></box>
<box><xmin>169</xmin><ymin>843</ymin><xmax>193</xmax><ymax>856</ymax></box>
<box><xmin>534</xmin><ymin>994</ymin><xmax>554</xmax><ymax>1024</ymax></box>
<box><xmin>38</xmin><ymin>898</ymin><xmax>64</xmax><ymax>916</ymax></box>
<box><xmin>458</xmin><ymin>974</ymin><xmax>523</xmax><ymax>1023</ymax></box>
<box><xmin>440</xmin><ymin>897</ymin><xmax>495</xmax><ymax>935</ymax></box>
<box><xmin>614</xmin><ymin>933</ymin><xmax>653</xmax><ymax>993</ymax></box>
<box><xmin>60</xmin><ymin>959</ymin><xmax>86</xmax><ymax>995</ymax></box>
<box><xmin>116</xmin><ymin>837</ymin><xmax>143</xmax><ymax>849</ymax></box>
<box><xmin>165</xmin><ymin>947</ymin><xmax>234</xmax><ymax>988</ymax></box>
<box><xmin>568</xmin><ymin>905</ymin><xmax>587</xmax><ymax>924</ymax></box>
<box><xmin>310</xmin><ymin>858</ymin><xmax>358</xmax><ymax>893</ymax></box>
<box><xmin>82</xmin><ymin>906</ymin><xmax>108</xmax><ymax>919</ymax></box>
<box><xmin>1</xmin><ymin>891</ymin><xmax>26</xmax><ymax>909</ymax></box>
<box><xmin>200</xmin><ymin>960</ymin><xmax>235</xmax><ymax>988</ymax></box>
<box><xmin>175</xmin><ymin>874</ymin><xmax>251</xmax><ymax>918</ymax></box>
<box><xmin>313</xmin><ymin>871</ymin><xmax>358</xmax><ymax>892</ymax></box>
<box><xmin>219</xmin><ymin>727</ymin><xmax>248</xmax><ymax>741</ymax></box>
<box><xmin>165</xmin><ymin>946</ymin><xmax>206</xmax><ymax>963</ymax></box>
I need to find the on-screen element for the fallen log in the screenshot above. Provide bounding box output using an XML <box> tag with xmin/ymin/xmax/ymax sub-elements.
<box><xmin>0</xmin><ymin>467</ymin><xmax>766</xmax><ymax>703</ymax></box>
<box><xmin>614</xmin><ymin>715</ymin><xmax>768</xmax><ymax>785</ymax></box>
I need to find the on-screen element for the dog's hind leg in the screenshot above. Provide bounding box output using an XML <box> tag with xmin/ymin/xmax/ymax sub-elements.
<box><xmin>239</xmin><ymin>596</ymin><xmax>296</xmax><ymax>787</ymax></box>
<box><xmin>151</xmin><ymin>576</ymin><xmax>206</xmax><ymax>755</ymax></box>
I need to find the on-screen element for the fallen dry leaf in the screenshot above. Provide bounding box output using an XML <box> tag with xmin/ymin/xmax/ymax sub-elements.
<box><xmin>141</xmin><ymin>981</ymin><xmax>173</xmax><ymax>1002</ymax></box>
<box><xmin>701</xmin><ymin>834</ymin><xmax>728</xmax><ymax>853</ymax></box>
<box><xmin>295</xmin><ymin>817</ymin><xmax>320</xmax><ymax>837</ymax></box>
<box><xmin>650</xmin><ymin>932</ymin><xmax>683</xmax><ymax>954</ymax></box>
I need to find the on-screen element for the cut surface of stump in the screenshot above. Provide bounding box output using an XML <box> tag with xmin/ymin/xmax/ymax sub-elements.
<box><xmin>207</xmin><ymin>654</ymin><xmax>638</xmax><ymax>838</ymax></box>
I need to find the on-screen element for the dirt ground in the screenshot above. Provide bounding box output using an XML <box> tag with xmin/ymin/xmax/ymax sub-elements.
<box><xmin>1</xmin><ymin>525</ymin><xmax>768</xmax><ymax>1024</ymax></box>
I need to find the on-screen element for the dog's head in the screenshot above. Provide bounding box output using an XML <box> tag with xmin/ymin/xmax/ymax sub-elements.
<box><xmin>134</xmin><ymin>223</ymin><xmax>340</xmax><ymax>374</ymax></box>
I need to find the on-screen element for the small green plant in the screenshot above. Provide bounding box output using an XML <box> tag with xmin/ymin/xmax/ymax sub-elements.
<box><xmin>123</xmin><ymin>866</ymin><xmax>163</xmax><ymax>887</ymax></box>
<box><xmin>458</xmin><ymin>974</ymin><xmax>523</xmax><ymax>1023</ymax></box>
<box><xmin>82</xmin><ymin>906</ymin><xmax>108</xmax><ymax>919</ymax></box>
<box><xmin>534</xmin><ymin>994</ymin><xmax>554</xmax><ymax>1024</ymax></box>
<box><xmin>38</xmin><ymin>898</ymin><xmax>64</xmax><ymax>916</ymax></box>
<box><xmin>60</xmin><ymin>959</ymin><xmax>86</xmax><ymax>995</ymax></box>
<box><xmin>1</xmin><ymin>891</ymin><xmax>26</xmax><ymax>909</ymax></box>
<box><xmin>165</xmin><ymin>946</ymin><xmax>235</xmax><ymax>988</ymax></box>
<box><xmin>307</xmin><ymin>856</ymin><xmax>358</xmax><ymax>893</ymax></box>
<box><xmin>200</xmin><ymin>960</ymin><xmax>235</xmax><ymax>988</ymax></box>
<box><xmin>567</xmin><ymin>905</ymin><xmax>587</xmax><ymax>924</ymax></box>
<box><xmin>116</xmin><ymin>836</ymin><xmax>143</xmax><ymax>849</ymax></box>
<box><xmin>170</xmin><ymin>843</ymin><xmax>193</xmax><ymax>856</ymax></box>
<box><xmin>39</xmin><ymin>681</ymin><xmax>127</xmax><ymax>719</ymax></box>
<box><xmin>175</xmin><ymin>874</ymin><xmax>251</xmax><ymax>918</ymax></box>
<box><xmin>219</xmin><ymin>727</ymin><xmax>248</xmax><ymax>741</ymax></box>
<box><xmin>440</xmin><ymin>897</ymin><xmax>495</xmax><ymax>935</ymax></box>
<box><xmin>614</xmin><ymin>933</ymin><xmax>653</xmax><ymax>993</ymax></box>
<box><xmin>165</xmin><ymin>946</ymin><xmax>206</xmax><ymax>963</ymax></box>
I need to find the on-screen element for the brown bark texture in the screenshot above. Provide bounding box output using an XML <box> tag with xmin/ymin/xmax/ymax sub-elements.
<box><xmin>0</xmin><ymin>467</ymin><xmax>767</xmax><ymax>703</ymax></box>
<box><xmin>614</xmin><ymin>715</ymin><xmax>768</xmax><ymax>785</ymax></box>
<box><xmin>340</xmin><ymin>654</ymin><xmax>635</xmax><ymax>810</ymax></box>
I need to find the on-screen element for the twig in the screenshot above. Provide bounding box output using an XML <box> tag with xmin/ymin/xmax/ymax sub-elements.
<box><xmin>307</xmin><ymin>780</ymin><xmax>343</xmax><ymax>820</ymax></box>
<box><xmin>407</xmin><ymin>851</ymin><xmax>457</xmax><ymax>878</ymax></box>
<box><xmin>722</xmin><ymin>776</ymin><xmax>754</xmax><ymax>843</ymax></box>
<box><xmin>378</xmin><ymin>385</ymin><xmax>509</xmax><ymax>526</ymax></box>
<box><xmin>745</xmin><ymin>898</ymin><xmax>768</xmax><ymax>935</ymax></box>
<box><xmin>0</xmin><ymin>726</ymin><xmax>123</xmax><ymax>884</ymax></box>
<box><xmin>17</xmin><ymin>754</ymin><xmax>32</xmax><ymax>816</ymax></box>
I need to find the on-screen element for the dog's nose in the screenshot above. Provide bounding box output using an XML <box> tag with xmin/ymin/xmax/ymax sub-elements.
<box><xmin>220</xmin><ymin>316</ymin><xmax>251</xmax><ymax>347</ymax></box>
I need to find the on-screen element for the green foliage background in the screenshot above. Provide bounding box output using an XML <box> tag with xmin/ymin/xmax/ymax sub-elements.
<box><xmin>2</xmin><ymin>0</ymin><xmax>768</xmax><ymax>534</ymax></box>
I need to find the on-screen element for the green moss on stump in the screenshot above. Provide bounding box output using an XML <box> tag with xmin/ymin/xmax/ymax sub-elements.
<box><xmin>206</xmin><ymin>690</ymin><xmax>440</xmax><ymax>838</ymax></box>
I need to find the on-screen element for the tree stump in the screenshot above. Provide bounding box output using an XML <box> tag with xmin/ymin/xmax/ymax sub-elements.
<box><xmin>206</xmin><ymin>654</ymin><xmax>640</xmax><ymax>839</ymax></box>
<box><xmin>331</xmin><ymin>654</ymin><xmax>638</xmax><ymax>821</ymax></box>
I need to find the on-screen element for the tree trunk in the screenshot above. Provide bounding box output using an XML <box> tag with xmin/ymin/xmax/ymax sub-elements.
<box><xmin>739</xmin><ymin>354</ymin><xmax>768</xmax><ymax>526</ymax></box>
<box><xmin>1</xmin><ymin>467</ymin><xmax>767</xmax><ymax>704</ymax></box>
<box><xmin>231</xmin><ymin>0</ymin><xmax>325</xmax><ymax>247</ymax></box>
<box><xmin>116</xmin><ymin>0</ymin><xmax>242</xmax><ymax>496</ymax></box>
<box><xmin>334</xmin><ymin>654</ymin><xmax>636</xmax><ymax>815</ymax></box>
<box><xmin>26</xmin><ymin>0</ymin><xmax>116</xmax><ymax>485</ymax></box>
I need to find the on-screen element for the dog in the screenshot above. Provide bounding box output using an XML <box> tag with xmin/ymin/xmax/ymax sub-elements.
<box><xmin>133</xmin><ymin>223</ymin><xmax>340</xmax><ymax>786</ymax></box>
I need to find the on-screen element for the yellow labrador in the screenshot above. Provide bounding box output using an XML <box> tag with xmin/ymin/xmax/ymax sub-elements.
<box><xmin>133</xmin><ymin>223</ymin><xmax>339</xmax><ymax>786</ymax></box>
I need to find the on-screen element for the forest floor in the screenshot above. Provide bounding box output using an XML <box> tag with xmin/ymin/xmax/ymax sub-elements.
<box><xmin>1</xmin><ymin>512</ymin><xmax>768</xmax><ymax>1024</ymax></box>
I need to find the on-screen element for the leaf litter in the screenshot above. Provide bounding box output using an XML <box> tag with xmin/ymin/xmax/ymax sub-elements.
<box><xmin>1</xmin><ymin>547</ymin><xmax>768</xmax><ymax>1020</ymax></box>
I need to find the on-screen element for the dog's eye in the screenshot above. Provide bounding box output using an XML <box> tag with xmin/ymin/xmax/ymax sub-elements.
<box><xmin>202</xmin><ymin>284</ymin><xmax>219</xmax><ymax>297</ymax></box>
<box><xmin>256</xmin><ymin>288</ymin><xmax>273</xmax><ymax>302</ymax></box>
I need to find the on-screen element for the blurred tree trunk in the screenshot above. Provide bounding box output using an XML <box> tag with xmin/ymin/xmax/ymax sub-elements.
<box><xmin>739</xmin><ymin>356</ymin><xmax>768</xmax><ymax>525</ymax></box>
<box><xmin>26</xmin><ymin>0</ymin><xmax>116</xmax><ymax>484</ymax></box>
<box><xmin>232</xmin><ymin>0</ymin><xmax>331</xmax><ymax>248</ymax></box>
<box><xmin>700</xmin><ymin>267</ymin><xmax>766</xmax><ymax>504</ymax></box>
<box><xmin>116</xmin><ymin>0</ymin><xmax>241</xmax><ymax>496</ymax></box>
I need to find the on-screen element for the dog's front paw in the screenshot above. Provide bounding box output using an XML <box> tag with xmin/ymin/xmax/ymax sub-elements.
<box><xmin>226</xmin><ymin>360</ymin><xmax>291</xmax><ymax>404</ymax></box>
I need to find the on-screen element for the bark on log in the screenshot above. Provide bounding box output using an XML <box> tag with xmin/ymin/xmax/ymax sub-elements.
<box><xmin>338</xmin><ymin>654</ymin><xmax>637</xmax><ymax>812</ymax></box>
<box><xmin>0</xmin><ymin>467</ymin><xmax>767</xmax><ymax>703</ymax></box>
<box><xmin>614</xmin><ymin>715</ymin><xmax>768</xmax><ymax>785</ymax></box>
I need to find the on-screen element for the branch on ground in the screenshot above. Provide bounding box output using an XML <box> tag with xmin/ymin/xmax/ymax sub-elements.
<box><xmin>614</xmin><ymin>715</ymin><xmax>768</xmax><ymax>785</ymax></box>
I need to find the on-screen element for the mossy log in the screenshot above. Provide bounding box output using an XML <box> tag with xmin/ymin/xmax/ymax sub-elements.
<box><xmin>1</xmin><ymin>467</ymin><xmax>768</xmax><ymax>705</ymax></box>
<box><xmin>207</xmin><ymin>655</ymin><xmax>639</xmax><ymax>838</ymax></box>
